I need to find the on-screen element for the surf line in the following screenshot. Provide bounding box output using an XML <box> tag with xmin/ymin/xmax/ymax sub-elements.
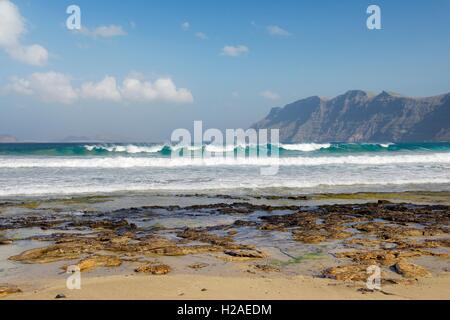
<box><xmin>170</xmin><ymin>120</ymin><xmax>281</xmax><ymax>176</ymax></box>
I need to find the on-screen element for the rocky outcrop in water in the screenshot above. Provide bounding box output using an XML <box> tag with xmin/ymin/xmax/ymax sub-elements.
<box><xmin>252</xmin><ymin>90</ymin><xmax>450</xmax><ymax>142</ymax></box>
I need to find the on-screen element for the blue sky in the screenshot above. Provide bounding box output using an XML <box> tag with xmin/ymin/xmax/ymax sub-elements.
<box><xmin>1</xmin><ymin>0</ymin><xmax>450</xmax><ymax>141</ymax></box>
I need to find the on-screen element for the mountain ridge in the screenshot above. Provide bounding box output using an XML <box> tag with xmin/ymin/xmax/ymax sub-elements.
<box><xmin>252</xmin><ymin>90</ymin><xmax>450</xmax><ymax>143</ymax></box>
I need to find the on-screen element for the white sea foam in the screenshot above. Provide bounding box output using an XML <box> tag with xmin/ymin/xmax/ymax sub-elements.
<box><xmin>170</xmin><ymin>145</ymin><xmax>203</xmax><ymax>151</ymax></box>
<box><xmin>280</xmin><ymin>143</ymin><xmax>331</xmax><ymax>152</ymax></box>
<box><xmin>84</xmin><ymin>144</ymin><xmax>165</xmax><ymax>153</ymax></box>
<box><xmin>0</xmin><ymin>177</ymin><xmax>449</xmax><ymax>197</ymax></box>
<box><xmin>1</xmin><ymin>152</ymin><xmax>450</xmax><ymax>168</ymax></box>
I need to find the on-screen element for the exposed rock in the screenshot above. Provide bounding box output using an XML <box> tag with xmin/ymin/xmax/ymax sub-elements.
<box><xmin>177</xmin><ymin>228</ymin><xmax>233</xmax><ymax>246</ymax></box>
<box><xmin>334</xmin><ymin>250</ymin><xmax>421</xmax><ymax>266</ymax></box>
<box><xmin>0</xmin><ymin>284</ymin><xmax>21</xmax><ymax>298</ymax></box>
<box><xmin>145</xmin><ymin>245</ymin><xmax>221</xmax><ymax>256</ymax></box>
<box><xmin>10</xmin><ymin>245</ymin><xmax>86</xmax><ymax>264</ymax></box>
<box><xmin>188</xmin><ymin>263</ymin><xmax>209</xmax><ymax>270</ymax></box>
<box><xmin>71</xmin><ymin>255</ymin><xmax>122</xmax><ymax>272</ymax></box>
<box><xmin>135</xmin><ymin>263</ymin><xmax>171</xmax><ymax>275</ymax></box>
<box><xmin>430</xmin><ymin>239</ymin><xmax>450</xmax><ymax>247</ymax></box>
<box><xmin>293</xmin><ymin>231</ymin><xmax>326</xmax><ymax>244</ymax></box>
<box><xmin>0</xmin><ymin>239</ymin><xmax>13</xmax><ymax>245</ymax></box>
<box><xmin>223</xmin><ymin>249</ymin><xmax>266</xmax><ymax>259</ymax></box>
<box><xmin>328</xmin><ymin>231</ymin><xmax>353</xmax><ymax>240</ymax></box>
<box><xmin>254</xmin><ymin>264</ymin><xmax>280</xmax><ymax>272</ymax></box>
<box><xmin>344</xmin><ymin>238</ymin><xmax>381</xmax><ymax>248</ymax></box>
<box><xmin>322</xmin><ymin>265</ymin><xmax>369</xmax><ymax>282</ymax></box>
<box><xmin>260</xmin><ymin>224</ymin><xmax>287</xmax><ymax>232</ymax></box>
<box><xmin>70</xmin><ymin>219</ymin><xmax>133</xmax><ymax>230</ymax></box>
<box><xmin>394</xmin><ymin>260</ymin><xmax>431</xmax><ymax>278</ymax></box>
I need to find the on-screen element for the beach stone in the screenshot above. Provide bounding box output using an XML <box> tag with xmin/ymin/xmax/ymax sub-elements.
<box><xmin>254</xmin><ymin>264</ymin><xmax>280</xmax><ymax>272</ymax></box>
<box><xmin>334</xmin><ymin>250</ymin><xmax>422</xmax><ymax>266</ymax></box>
<box><xmin>135</xmin><ymin>263</ymin><xmax>171</xmax><ymax>275</ymax></box>
<box><xmin>293</xmin><ymin>232</ymin><xmax>326</xmax><ymax>244</ymax></box>
<box><xmin>9</xmin><ymin>245</ymin><xmax>83</xmax><ymax>264</ymax></box>
<box><xmin>328</xmin><ymin>231</ymin><xmax>353</xmax><ymax>240</ymax></box>
<box><xmin>55</xmin><ymin>293</ymin><xmax>66</xmax><ymax>299</ymax></box>
<box><xmin>0</xmin><ymin>239</ymin><xmax>13</xmax><ymax>245</ymax></box>
<box><xmin>177</xmin><ymin>228</ymin><xmax>234</xmax><ymax>246</ymax></box>
<box><xmin>188</xmin><ymin>263</ymin><xmax>209</xmax><ymax>270</ymax></box>
<box><xmin>223</xmin><ymin>249</ymin><xmax>266</xmax><ymax>259</ymax></box>
<box><xmin>146</xmin><ymin>245</ymin><xmax>220</xmax><ymax>256</ymax></box>
<box><xmin>322</xmin><ymin>265</ymin><xmax>368</xmax><ymax>282</ymax></box>
<box><xmin>0</xmin><ymin>284</ymin><xmax>21</xmax><ymax>298</ymax></box>
<box><xmin>344</xmin><ymin>238</ymin><xmax>381</xmax><ymax>248</ymax></box>
<box><xmin>260</xmin><ymin>224</ymin><xmax>287</xmax><ymax>232</ymax></box>
<box><xmin>72</xmin><ymin>255</ymin><xmax>122</xmax><ymax>272</ymax></box>
<box><xmin>9</xmin><ymin>237</ymin><xmax>104</xmax><ymax>264</ymax></box>
<box><xmin>354</xmin><ymin>222</ymin><xmax>386</xmax><ymax>233</ymax></box>
<box><xmin>433</xmin><ymin>239</ymin><xmax>450</xmax><ymax>247</ymax></box>
<box><xmin>394</xmin><ymin>260</ymin><xmax>431</xmax><ymax>278</ymax></box>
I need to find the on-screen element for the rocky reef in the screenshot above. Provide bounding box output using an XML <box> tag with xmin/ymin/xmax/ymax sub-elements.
<box><xmin>0</xmin><ymin>198</ymin><xmax>449</xmax><ymax>297</ymax></box>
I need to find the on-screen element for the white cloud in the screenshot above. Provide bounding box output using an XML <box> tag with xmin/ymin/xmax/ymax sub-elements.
<box><xmin>78</xmin><ymin>25</ymin><xmax>127</xmax><ymax>38</ymax></box>
<box><xmin>181</xmin><ymin>21</ymin><xmax>190</xmax><ymax>31</ymax></box>
<box><xmin>221</xmin><ymin>45</ymin><xmax>249</xmax><ymax>57</ymax></box>
<box><xmin>267</xmin><ymin>25</ymin><xmax>291</xmax><ymax>37</ymax></box>
<box><xmin>260</xmin><ymin>90</ymin><xmax>280</xmax><ymax>101</ymax></box>
<box><xmin>0</xmin><ymin>0</ymin><xmax>49</xmax><ymax>66</ymax></box>
<box><xmin>4</xmin><ymin>72</ymin><xmax>194</xmax><ymax>105</ymax></box>
<box><xmin>120</xmin><ymin>77</ymin><xmax>193</xmax><ymax>103</ymax></box>
<box><xmin>5</xmin><ymin>44</ymin><xmax>48</xmax><ymax>66</ymax></box>
<box><xmin>0</xmin><ymin>0</ymin><xmax>23</xmax><ymax>48</ymax></box>
<box><xmin>3</xmin><ymin>76</ymin><xmax>33</xmax><ymax>95</ymax></box>
<box><xmin>195</xmin><ymin>32</ymin><xmax>208</xmax><ymax>40</ymax></box>
<box><xmin>80</xmin><ymin>76</ymin><xmax>121</xmax><ymax>102</ymax></box>
<box><xmin>5</xmin><ymin>72</ymin><xmax>78</xmax><ymax>104</ymax></box>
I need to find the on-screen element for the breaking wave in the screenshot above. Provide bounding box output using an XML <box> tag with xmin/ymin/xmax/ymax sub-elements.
<box><xmin>1</xmin><ymin>152</ymin><xmax>450</xmax><ymax>168</ymax></box>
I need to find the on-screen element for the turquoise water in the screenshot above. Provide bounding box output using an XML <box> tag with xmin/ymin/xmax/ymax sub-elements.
<box><xmin>1</xmin><ymin>142</ymin><xmax>450</xmax><ymax>156</ymax></box>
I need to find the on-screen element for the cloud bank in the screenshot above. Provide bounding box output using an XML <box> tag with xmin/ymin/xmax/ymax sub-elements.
<box><xmin>4</xmin><ymin>72</ymin><xmax>194</xmax><ymax>104</ymax></box>
<box><xmin>0</xmin><ymin>0</ymin><xmax>49</xmax><ymax>66</ymax></box>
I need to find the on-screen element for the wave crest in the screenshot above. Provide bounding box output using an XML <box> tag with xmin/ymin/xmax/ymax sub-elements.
<box><xmin>280</xmin><ymin>143</ymin><xmax>331</xmax><ymax>152</ymax></box>
<box><xmin>2</xmin><ymin>152</ymin><xmax>450</xmax><ymax>168</ymax></box>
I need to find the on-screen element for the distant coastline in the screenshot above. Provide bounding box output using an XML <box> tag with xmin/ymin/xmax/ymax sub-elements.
<box><xmin>0</xmin><ymin>135</ymin><xmax>17</xmax><ymax>143</ymax></box>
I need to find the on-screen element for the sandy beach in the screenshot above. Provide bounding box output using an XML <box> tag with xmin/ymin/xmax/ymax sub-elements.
<box><xmin>5</xmin><ymin>273</ymin><xmax>450</xmax><ymax>300</ymax></box>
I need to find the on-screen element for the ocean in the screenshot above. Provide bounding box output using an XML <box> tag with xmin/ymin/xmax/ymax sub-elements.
<box><xmin>0</xmin><ymin>142</ymin><xmax>450</xmax><ymax>197</ymax></box>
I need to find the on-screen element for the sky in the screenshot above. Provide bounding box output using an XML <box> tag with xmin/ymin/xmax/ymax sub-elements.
<box><xmin>1</xmin><ymin>0</ymin><xmax>450</xmax><ymax>142</ymax></box>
